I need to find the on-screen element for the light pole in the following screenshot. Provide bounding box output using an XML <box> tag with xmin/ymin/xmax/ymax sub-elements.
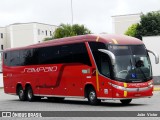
<box><xmin>71</xmin><ymin>0</ymin><xmax>73</xmax><ymax>25</ymax></box>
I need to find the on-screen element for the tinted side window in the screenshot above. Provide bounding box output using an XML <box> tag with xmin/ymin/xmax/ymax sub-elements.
<box><xmin>70</xmin><ymin>43</ymin><xmax>91</xmax><ymax>66</ymax></box>
<box><xmin>89</xmin><ymin>42</ymin><xmax>111</xmax><ymax>77</ymax></box>
<box><xmin>89</xmin><ymin>42</ymin><xmax>107</xmax><ymax>66</ymax></box>
<box><xmin>10</xmin><ymin>51</ymin><xmax>20</xmax><ymax>66</ymax></box>
<box><xmin>4</xmin><ymin>43</ymin><xmax>91</xmax><ymax>66</ymax></box>
<box><xmin>38</xmin><ymin>43</ymin><xmax>91</xmax><ymax>66</ymax></box>
<box><xmin>38</xmin><ymin>46</ymin><xmax>60</xmax><ymax>64</ymax></box>
<box><xmin>4</xmin><ymin>49</ymin><xmax>38</xmax><ymax>66</ymax></box>
<box><xmin>19</xmin><ymin>49</ymin><xmax>38</xmax><ymax>66</ymax></box>
<box><xmin>20</xmin><ymin>49</ymin><xmax>30</xmax><ymax>66</ymax></box>
<box><xmin>98</xmin><ymin>52</ymin><xmax>111</xmax><ymax>77</ymax></box>
<box><xmin>89</xmin><ymin>42</ymin><xmax>106</xmax><ymax>50</ymax></box>
<box><xmin>4</xmin><ymin>52</ymin><xmax>10</xmax><ymax>66</ymax></box>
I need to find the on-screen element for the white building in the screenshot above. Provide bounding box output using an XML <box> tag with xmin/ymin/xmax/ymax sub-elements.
<box><xmin>112</xmin><ymin>13</ymin><xmax>141</xmax><ymax>34</ymax></box>
<box><xmin>0</xmin><ymin>27</ymin><xmax>7</xmax><ymax>51</ymax></box>
<box><xmin>5</xmin><ymin>22</ymin><xmax>57</xmax><ymax>48</ymax></box>
<box><xmin>0</xmin><ymin>22</ymin><xmax>57</xmax><ymax>87</ymax></box>
<box><xmin>0</xmin><ymin>27</ymin><xmax>6</xmax><ymax>87</ymax></box>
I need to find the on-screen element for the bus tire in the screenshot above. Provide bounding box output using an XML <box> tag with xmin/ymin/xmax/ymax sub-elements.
<box><xmin>17</xmin><ymin>86</ymin><xmax>26</xmax><ymax>101</ymax></box>
<box><xmin>120</xmin><ymin>99</ymin><xmax>132</xmax><ymax>105</ymax></box>
<box><xmin>87</xmin><ymin>87</ymin><xmax>100</xmax><ymax>105</ymax></box>
<box><xmin>26</xmin><ymin>86</ymin><xmax>35</xmax><ymax>102</ymax></box>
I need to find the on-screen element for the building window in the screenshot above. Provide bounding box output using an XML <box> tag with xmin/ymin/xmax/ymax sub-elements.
<box><xmin>46</xmin><ymin>30</ymin><xmax>47</xmax><ymax>36</ymax></box>
<box><xmin>38</xmin><ymin>29</ymin><xmax>40</xmax><ymax>35</ymax></box>
<box><xmin>50</xmin><ymin>31</ymin><xmax>52</xmax><ymax>36</ymax></box>
<box><xmin>1</xmin><ymin>33</ymin><xmax>3</xmax><ymax>39</ymax></box>
<box><xmin>42</xmin><ymin>31</ymin><xmax>44</xmax><ymax>35</ymax></box>
<box><xmin>1</xmin><ymin>45</ymin><xmax>3</xmax><ymax>50</ymax></box>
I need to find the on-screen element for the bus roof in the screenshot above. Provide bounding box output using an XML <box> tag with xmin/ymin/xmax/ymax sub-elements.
<box><xmin>4</xmin><ymin>34</ymin><xmax>143</xmax><ymax>51</ymax></box>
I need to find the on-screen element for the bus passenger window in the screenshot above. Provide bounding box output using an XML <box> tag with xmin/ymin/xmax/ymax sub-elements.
<box><xmin>99</xmin><ymin>53</ymin><xmax>111</xmax><ymax>77</ymax></box>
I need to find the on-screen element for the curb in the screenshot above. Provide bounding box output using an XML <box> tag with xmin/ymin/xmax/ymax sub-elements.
<box><xmin>154</xmin><ymin>85</ymin><xmax>160</xmax><ymax>91</ymax></box>
<box><xmin>154</xmin><ymin>87</ymin><xmax>160</xmax><ymax>91</ymax></box>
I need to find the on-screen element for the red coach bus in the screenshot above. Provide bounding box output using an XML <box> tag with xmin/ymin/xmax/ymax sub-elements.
<box><xmin>2</xmin><ymin>34</ymin><xmax>159</xmax><ymax>105</ymax></box>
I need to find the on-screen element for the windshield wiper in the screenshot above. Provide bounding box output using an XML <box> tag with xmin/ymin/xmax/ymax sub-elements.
<box><xmin>134</xmin><ymin>59</ymin><xmax>148</xmax><ymax>81</ymax></box>
<box><xmin>137</xmin><ymin>67</ymin><xmax>147</xmax><ymax>81</ymax></box>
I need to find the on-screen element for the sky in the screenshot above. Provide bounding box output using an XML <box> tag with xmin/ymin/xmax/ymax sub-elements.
<box><xmin>0</xmin><ymin>0</ymin><xmax>160</xmax><ymax>33</ymax></box>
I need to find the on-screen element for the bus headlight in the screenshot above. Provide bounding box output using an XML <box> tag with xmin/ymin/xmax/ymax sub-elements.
<box><xmin>148</xmin><ymin>81</ymin><xmax>153</xmax><ymax>88</ymax></box>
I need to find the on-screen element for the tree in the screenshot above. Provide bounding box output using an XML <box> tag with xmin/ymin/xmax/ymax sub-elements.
<box><xmin>44</xmin><ymin>24</ymin><xmax>91</xmax><ymax>41</ymax></box>
<box><xmin>138</xmin><ymin>11</ymin><xmax>160</xmax><ymax>36</ymax></box>
<box><xmin>53</xmin><ymin>24</ymin><xmax>91</xmax><ymax>39</ymax></box>
<box><xmin>125</xmin><ymin>11</ymin><xmax>160</xmax><ymax>40</ymax></box>
<box><xmin>125</xmin><ymin>23</ymin><xmax>138</xmax><ymax>37</ymax></box>
<box><xmin>43</xmin><ymin>37</ymin><xmax>53</xmax><ymax>41</ymax></box>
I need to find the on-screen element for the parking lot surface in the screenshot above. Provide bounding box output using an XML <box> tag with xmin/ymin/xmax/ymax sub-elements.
<box><xmin>0</xmin><ymin>88</ymin><xmax>160</xmax><ymax>120</ymax></box>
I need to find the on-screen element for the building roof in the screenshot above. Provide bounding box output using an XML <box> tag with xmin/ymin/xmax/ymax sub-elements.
<box><xmin>6</xmin><ymin>22</ymin><xmax>58</xmax><ymax>27</ymax></box>
<box><xmin>111</xmin><ymin>13</ymin><xmax>142</xmax><ymax>17</ymax></box>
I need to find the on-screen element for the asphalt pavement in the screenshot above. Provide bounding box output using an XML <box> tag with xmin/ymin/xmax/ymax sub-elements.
<box><xmin>0</xmin><ymin>87</ymin><xmax>160</xmax><ymax>120</ymax></box>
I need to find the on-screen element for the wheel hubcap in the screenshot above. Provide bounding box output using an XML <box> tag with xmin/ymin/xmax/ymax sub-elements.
<box><xmin>28</xmin><ymin>90</ymin><xmax>32</xmax><ymax>99</ymax></box>
<box><xmin>89</xmin><ymin>91</ymin><xmax>96</xmax><ymax>101</ymax></box>
<box><xmin>19</xmin><ymin>90</ymin><xmax>23</xmax><ymax>98</ymax></box>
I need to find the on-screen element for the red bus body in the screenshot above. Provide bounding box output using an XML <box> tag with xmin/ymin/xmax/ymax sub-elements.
<box><xmin>2</xmin><ymin>34</ymin><xmax>154</xmax><ymax>104</ymax></box>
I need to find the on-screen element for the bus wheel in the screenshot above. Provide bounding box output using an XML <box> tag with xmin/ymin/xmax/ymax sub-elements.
<box><xmin>17</xmin><ymin>86</ymin><xmax>26</xmax><ymax>101</ymax></box>
<box><xmin>87</xmin><ymin>87</ymin><xmax>100</xmax><ymax>105</ymax></box>
<box><xmin>120</xmin><ymin>99</ymin><xmax>132</xmax><ymax>105</ymax></box>
<box><xmin>26</xmin><ymin>86</ymin><xmax>35</xmax><ymax>102</ymax></box>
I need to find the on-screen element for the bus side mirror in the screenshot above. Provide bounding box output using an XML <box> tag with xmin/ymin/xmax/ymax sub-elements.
<box><xmin>98</xmin><ymin>49</ymin><xmax>115</xmax><ymax>65</ymax></box>
<box><xmin>147</xmin><ymin>49</ymin><xmax>159</xmax><ymax>64</ymax></box>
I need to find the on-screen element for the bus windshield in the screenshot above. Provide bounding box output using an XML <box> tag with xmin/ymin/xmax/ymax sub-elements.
<box><xmin>109</xmin><ymin>45</ymin><xmax>152</xmax><ymax>83</ymax></box>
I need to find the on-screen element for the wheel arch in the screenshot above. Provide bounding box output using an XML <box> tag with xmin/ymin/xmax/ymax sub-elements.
<box><xmin>16</xmin><ymin>83</ymin><xmax>23</xmax><ymax>95</ymax></box>
<box><xmin>84</xmin><ymin>84</ymin><xmax>96</xmax><ymax>98</ymax></box>
<box><xmin>25</xmin><ymin>83</ymin><xmax>31</xmax><ymax>90</ymax></box>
